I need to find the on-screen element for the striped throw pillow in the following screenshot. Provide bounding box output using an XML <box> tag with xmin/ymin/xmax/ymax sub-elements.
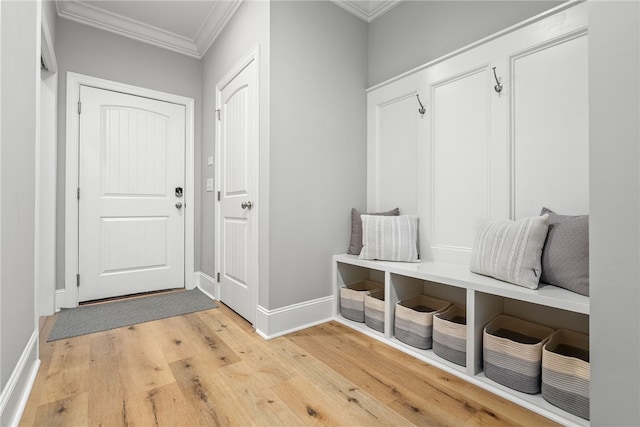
<box><xmin>359</xmin><ymin>214</ymin><xmax>419</xmax><ymax>262</ymax></box>
<box><xmin>470</xmin><ymin>215</ymin><xmax>549</xmax><ymax>289</ymax></box>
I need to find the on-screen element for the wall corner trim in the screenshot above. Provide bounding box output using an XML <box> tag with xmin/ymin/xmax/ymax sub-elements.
<box><xmin>255</xmin><ymin>295</ymin><xmax>335</xmax><ymax>340</ymax></box>
<box><xmin>0</xmin><ymin>331</ymin><xmax>40</xmax><ymax>426</ymax></box>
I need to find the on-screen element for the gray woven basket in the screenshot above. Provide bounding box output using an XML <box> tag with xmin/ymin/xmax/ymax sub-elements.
<box><xmin>542</xmin><ymin>329</ymin><xmax>590</xmax><ymax>420</ymax></box>
<box><xmin>340</xmin><ymin>280</ymin><xmax>384</xmax><ymax>322</ymax></box>
<box><xmin>483</xmin><ymin>315</ymin><xmax>554</xmax><ymax>394</ymax></box>
<box><xmin>364</xmin><ymin>289</ymin><xmax>385</xmax><ymax>332</ymax></box>
<box><xmin>394</xmin><ymin>295</ymin><xmax>451</xmax><ymax>349</ymax></box>
<box><xmin>433</xmin><ymin>304</ymin><xmax>467</xmax><ymax>366</ymax></box>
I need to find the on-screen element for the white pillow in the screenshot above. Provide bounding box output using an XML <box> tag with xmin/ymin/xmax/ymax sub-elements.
<box><xmin>470</xmin><ymin>214</ymin><xmax>549</xmax><ymax>289</ymax></box>
<box><xmin>359</xmin><ymin>214</ymin><xmax>419</xmax><ymax>262</ymax></box>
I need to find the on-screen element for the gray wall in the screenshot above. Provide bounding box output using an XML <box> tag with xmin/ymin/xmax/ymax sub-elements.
<box><xmin>42</xmin><ymin>0</ymin><xmax>57</xmax><ymax>43</ymax></box>
<box><xmin>367</xmin><ymin>1</ymin><xmax>562</xmax><ymax>86</ymax></box>
<box><xmin>589</xmin><ymin>1</ymin><xmax>640</xmax><ymax>424</ymax></box>
<box><xmin>54</xmin><ymin>19</ymin><xmax>203</xmax><ymax>289</ymax></box>
<box><xmin>200</xmin><ymin>0</ymin><xmax>270</xmax><ymax>286</ymax></box>
<box><xmin>0</xmin><ymin>0</ymin><xmax>37</xmax><ymax>403</ymax></box>
<box><xmin>269</xmin><ymin>1</ymin><xmax>367</xmax><ymax>308</ymax></box>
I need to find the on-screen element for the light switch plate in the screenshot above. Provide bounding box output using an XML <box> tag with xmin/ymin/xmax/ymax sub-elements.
<box><xmin>206</xmin><ymin>178</ymin><xmax>213</xmax><ymax>192</ymax></box>
<box><xmin>207</xmin><ymin>156</ymin><xmax>214</xmax><ymax>166</ymax></box>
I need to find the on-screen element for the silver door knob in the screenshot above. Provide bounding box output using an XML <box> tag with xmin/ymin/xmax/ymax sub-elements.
<box><xmin>175</xmin><ymin>202</ymin><xmax>183</xmax><ymax>209</ymax></box>
<box><xmin>241</xmin><ymin>201</ymin><xmax>253</xmax><ymax>210</ymax></box>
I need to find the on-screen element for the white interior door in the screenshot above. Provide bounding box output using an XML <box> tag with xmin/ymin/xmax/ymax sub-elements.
<box><xmin>78</xmin><ymin>86</ymin><xmax>186</xmax><ymax>302</ymax></box>
<box><xmin>217</xmin><ymin>55</ymin><xmax>258</xmax><ymax>324</ymax></box>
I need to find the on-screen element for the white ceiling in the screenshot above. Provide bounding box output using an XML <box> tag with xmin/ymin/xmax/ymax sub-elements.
<box><xmin>55</xmin><ymin>0</ymin><xmax>400</xmax><ymax>59</ymax></box>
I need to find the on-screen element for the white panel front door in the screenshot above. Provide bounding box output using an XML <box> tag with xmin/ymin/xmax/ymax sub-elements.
<box><xmin>78</xmin><ymin>86</ymin><xmax>185</xmax><ymax>302</ymax></box>
<box><xmin>217</xmin><ymin>55</ymin><xmax>258</xmax><ymax>324</ymax></box>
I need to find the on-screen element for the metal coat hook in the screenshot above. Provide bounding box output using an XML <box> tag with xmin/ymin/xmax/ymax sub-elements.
<box><xmin>416</xmin><ymin>94</ymin><xmax>426</xmax><ymax>116</ymax></box>
<box><xmin>492</xmin><ymin>67</ymin><xmax>503</xmax><ymax>93</ymax></box>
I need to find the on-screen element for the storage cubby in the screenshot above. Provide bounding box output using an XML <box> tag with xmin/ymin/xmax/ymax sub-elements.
<box><xmin>335</xmin><ymin>261</ymin><xmax>384</xmax><ymax>290</ymax></box>
<box><xmin>333</xmin><ymin>254</ymin><xmax>590</xmax><ymax>427</ymax></box>
<box><xmin>386</xmin><ymin>273</ymin><xmax>468</xmax><ymax>373</ymax></box>
<box><xmin>335</xmin><ymin>259</ymin><xmax>386</xmax><ymax>338</ymax></box>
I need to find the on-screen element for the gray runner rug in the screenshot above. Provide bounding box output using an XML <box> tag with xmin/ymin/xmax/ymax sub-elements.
<box><xmin>48</xmin><ymin>288</ymin><xmax>217</xmax><ymax>341</ymax></box>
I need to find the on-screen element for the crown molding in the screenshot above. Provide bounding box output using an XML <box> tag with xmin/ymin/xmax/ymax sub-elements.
<box><xmin>330</xmin><ymin>0</ymin><xmax>401</xmax><ymax>23</ymax></box>
<box><xmin>195</xmin><ymin>0</ymin><xmax>244</xmax><ymax>57</ymax></box>
<box><xmin>55</xmin><ymin>0</ymin><xmax>243</xmax><ymax>59</ymax></box>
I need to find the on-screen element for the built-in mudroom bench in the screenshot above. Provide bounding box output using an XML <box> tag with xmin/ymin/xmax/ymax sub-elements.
<box><xmin>335</xmin><ymin>2</ymin><xmax>591</xmax><ymax>425</ymax></box>
<box><xmin>332</xmin><ymin>254</ymin><xmax>589</xmax><ymax>426</ymax></box>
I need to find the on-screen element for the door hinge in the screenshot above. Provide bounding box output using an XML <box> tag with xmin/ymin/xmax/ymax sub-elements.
<box><xmin>77</xmin><ymin>100</ymin><xmax>81</xmax><ymax>115</ymax></box>
<box><xmin>217</xmin><ymin>191</ymin><xmax>220</xmax><ymax>201</ymax></box>
<box><xmin>217</xmin><ymin>272</ymin><xmax>220</xmax><ymax>282</ymax></box>
<box><xmin>77</xmin><ymin>187</ymin><xmax>80</xmax><ymax>200</ymax></box>
<box><xmin>215</xmin><ymin>108</ymin><xmax>221</xmax><ymax>121</ymax></box>
<box><xmin>76</xmin><ymin>274</ymin><xmax>80</xmax><ymax>287</ymax></box>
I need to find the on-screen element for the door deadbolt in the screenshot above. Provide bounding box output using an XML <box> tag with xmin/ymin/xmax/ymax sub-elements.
<box><xmin>175</xmin><ymin>186</ymin><xmax>183</xmax><ymax>197</ymax></box>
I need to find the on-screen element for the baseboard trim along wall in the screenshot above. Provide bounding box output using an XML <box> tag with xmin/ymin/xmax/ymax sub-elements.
<box><xmin>54</xmin><ymin>289</ymin><xmax>65</xmax><ymax>312</ymax></box>
<box><xmin>57</xmin><ymin>273</ymin><xmax>332</xmax><ymax>341</ymax></box>
<box><xmin>0</xmin><ymin>331</ymin><xmax>40</xmax><ymax>427</ymax></box>
<box><xmin>195</xmin><ymin>271</ymin><xmax>218</xmax><ymax>300</ymax></box>
<box><xmin>255</xmin><ymin>295</ymin><xmax>335</xmax><ymax>340</ymax></box>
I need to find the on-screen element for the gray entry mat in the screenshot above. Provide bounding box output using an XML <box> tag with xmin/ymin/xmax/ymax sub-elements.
<box><xmin>48</xmin><ymin>288</ymin><xmax>217</xmax><ymax>341</ymax></box>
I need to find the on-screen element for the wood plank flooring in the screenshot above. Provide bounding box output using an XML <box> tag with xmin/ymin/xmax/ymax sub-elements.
<box><xmin>21</xmin><ymin>303</ymin><xmax>558</xmax><ymax>426</ymax></box>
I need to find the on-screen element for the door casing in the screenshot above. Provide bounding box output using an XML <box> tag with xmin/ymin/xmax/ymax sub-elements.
<box><xmin>63</xmin><ymin>72</ymin><xmax>195</xmax><ymax>308</ymax></box>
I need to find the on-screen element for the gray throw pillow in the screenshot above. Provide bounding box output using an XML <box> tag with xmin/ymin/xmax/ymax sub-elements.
<box><xmin>348</xmin><ymin>207</ymin><xmax>399</xmax><ymax>255</ymax></box>
<box><xmin>359</xmin><ymin>214</ymin><xmax>419</xmax><ymax>262</ymax></box>
<box><xmin>540</xmin><ymin>207</ymin><xmax>589</xmax><ymax>296</ymax></box>
<box><xmin>470</xmin><ymin>215</ymin><xmax>549</xmax><ymax>289</ymax></box>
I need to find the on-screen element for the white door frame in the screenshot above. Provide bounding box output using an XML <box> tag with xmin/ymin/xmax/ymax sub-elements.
<box><xmin>63</xmin><ymin>72</ymin><xmax>195</xmax><ymax>308</ymax></box>
<box><xmin>215</xmin><ymin>44</ymin><xmax>260</xmax><ymax>321</ymax></box>
<box><xmin>36</xmin><ymin>11</ymin><xmax>58</xmax><ymax>317</ymax></box>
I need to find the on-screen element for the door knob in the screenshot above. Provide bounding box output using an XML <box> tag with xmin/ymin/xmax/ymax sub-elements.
<box><xmin>175</xmin><ymin>202</ymin><xmax>183</xmax><ymax>209</ymax></box>
<box><xmin>241</xmin><ymin>201</ymin><xmax>253</xmax><ymax>210</ymax></box>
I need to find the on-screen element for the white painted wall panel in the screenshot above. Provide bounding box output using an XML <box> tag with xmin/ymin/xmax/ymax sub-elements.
<box><xmin>511</xmin><ymin>34</ymin><xmax>589</xmax><ymax>218</ymax></box>
<box><xmin>375</xmin><ymin>93</ymin><xmax>418</xmax><ymax>213</ymax></box>
<box><xmin>432</xmin><ymin>68</ymin><xmax>489</xmax><ymax>251</ymax></box>
<box><xmin>367</xmin><ymin>3</ymin><xmax>589</xmax><ymax>266</ymax></box>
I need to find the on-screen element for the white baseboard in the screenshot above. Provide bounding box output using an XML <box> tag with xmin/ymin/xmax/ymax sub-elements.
<box><xmin>195</xmin><ymin>271</ymin><xmax>218</xmax><ymax>300</ymax></box>
<box><xmin>54</xmin><ymin>288</ymin><xmax>65</xmax><ymax>312</ymax></box>
<box><xmin>0</xmin><ymin>331</ymin><xmax>40</xmax><ymax>427</ymax></box>
<box><xmin>255</xmin><ymin>295</ymin><xmax>334</xmax><ymax>340</ymax></box>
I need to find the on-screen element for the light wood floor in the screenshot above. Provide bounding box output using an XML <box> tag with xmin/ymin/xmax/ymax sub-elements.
<box><xmin>20</xmin><ymin>302</ymin><xmax>558</xmax><ymax>426</ymax></box>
